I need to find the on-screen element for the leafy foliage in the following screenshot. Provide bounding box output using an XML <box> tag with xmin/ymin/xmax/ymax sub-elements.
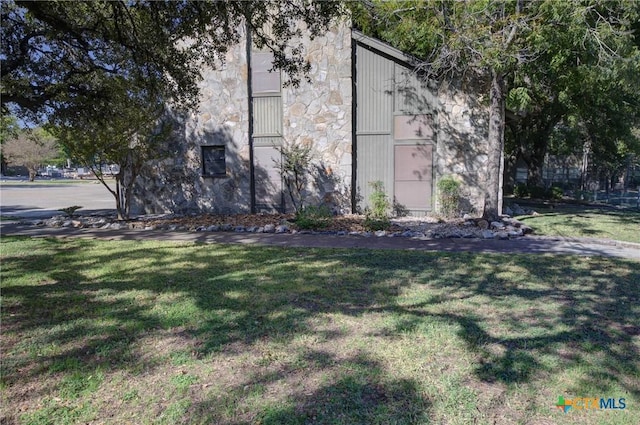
<box><xmin>49</xmin><ymin>81</ymin><xmax>170</xmax><ymax>220</ymax></box>
<box><xmin>1</xmin><ymin>127</ymin><xmax>58</xmax><ymax>181</ymax></box>
<box><xmin>437</xmin><ymin>175</ymin><xmax>461</xmax><ymax>218</ymax></box>
<box><xmin>294</xmin><ymin>205</ymin><xmax>333</xmax><ymax>230</ymax></box>
<box><xmin>513</xmin><ymin>183</ymin><xmax>529</xmax><ymax>198</ymax></box>
<box><xmin>1</xmin><ymin>0</ymin><xmax>343</xmax><ymax>118</ymax></box>
<box><xmin>275</xmin><ymin>142</ymin><xmax>314</xmax><ymax>214</ymax></box>
<box><xmin>364</xmin><ymin>181</ymin><xmax>391</xmax><ymax>231</ymax></box>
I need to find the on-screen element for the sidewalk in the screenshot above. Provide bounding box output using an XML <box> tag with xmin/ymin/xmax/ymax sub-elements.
<box><xmin>2</xmin><ymin>221</ymin><xmax>639</xmax><ymax>260</ymax></box>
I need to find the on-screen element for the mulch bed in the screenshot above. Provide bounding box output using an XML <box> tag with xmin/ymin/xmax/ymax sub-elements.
<box><xmin>142</xmin><ymin>213</ymin><xmax>407</xmax><ymax>233</ymax></box>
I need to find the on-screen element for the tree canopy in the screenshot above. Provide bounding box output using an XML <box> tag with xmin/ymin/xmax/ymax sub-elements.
<box><xmin>2</xmin><ymin>0</ymin><xmax>343</xmax><ymax>120</ymax></box>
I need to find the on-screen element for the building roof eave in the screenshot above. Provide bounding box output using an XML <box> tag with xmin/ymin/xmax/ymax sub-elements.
<box><xmin>351</xmin><ymin>29</ymin><xmax>422</xmax><ymax>69</ymax></box>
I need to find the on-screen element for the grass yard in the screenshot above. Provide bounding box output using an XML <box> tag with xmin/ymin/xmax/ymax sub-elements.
<box><xmin>1</xmin><ymin>237</ymin><xmax>638</xmax><ymax>425</ymax></box>
<box><xmin>516</xmin><ymin>205</ymin><xmax>640</xmax><ymax>244</ymax></box>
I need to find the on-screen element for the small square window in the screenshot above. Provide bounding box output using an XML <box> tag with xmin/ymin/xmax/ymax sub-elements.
<box><xmin>202</xmin><ymin>145</ymin><xmax>226</xmax><ymax>177</ymax></box>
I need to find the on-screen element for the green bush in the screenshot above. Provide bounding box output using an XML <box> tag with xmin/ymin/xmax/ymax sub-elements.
<box><xmin>437</xmin><ymin>176</ymin><xmax>461</xmax><ymax>217</ymax></box>
<box><xmin>549</xmin><ymin>185</ymin><xmax>564</xmax><ymax>200</ymax></box>
<box><xmin>513</xmin><ymin>183</ymin><xmax>529</xmax><ymax>198</ymax></box>
<box><xmin>294</xmin><ymin>205</ymin><xmax>333</xmax><ymax>230</ymax></box>
<box><xmin>364</xmin><ymin>181</ymin><xmax>391</xmax><ymax>231</ymax></box>
<box><xmin>368</xmin><ymin>181</ymin><xmax>390</xmax><ymax>218</ymax></box>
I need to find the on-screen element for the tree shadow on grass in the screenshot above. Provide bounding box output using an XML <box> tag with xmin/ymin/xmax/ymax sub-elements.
<box><xmin>1</xmin><ymin>237</ymin><xmax>638</xmax><ymax>422</ymax></box>
<box><xmin>187</xmin><ymin>351</ymin><xmax>430</xmax><ymax>425</ymax></box>
<box><xmin>372</xmin><ymin>253</ymin><xmax>639</xmax><ymax>397</ymax></box>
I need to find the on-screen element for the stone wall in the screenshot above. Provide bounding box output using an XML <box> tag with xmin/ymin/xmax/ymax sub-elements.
<box><xmin>132</xmin><ymin>22</ymin><xmax>353</xmax><ymax>215</ymax></box>
<box><xmin>435</xmin><ymin>80</ymin><xmax>489</xmax><ymax>215</ymax></box>
<box><xmin>282</xmin><ymin>20</ymin><xmax>353</xmax><ymax>212</ymax></box>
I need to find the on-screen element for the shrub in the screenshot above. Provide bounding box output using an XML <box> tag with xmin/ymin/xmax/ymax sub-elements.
<box><xmin>368</xmin><ymin>181</ymin><xmax>390</xmax><ymax>218</ymax></box>
<box><xmin>513</xmin><ymin>183</ymin><xmax>529</xmax><ymax>198</ymax></box>
<box><xmin>549</xmin><ymin>185</ymin><xmax>564</xmax><ymax>200</ymax></box>
<box><xmin>437</xmin><ymin>175</ymin><xmax>461</xmax><ymax>218</ymax></box>
<box><xmin>275</xmin><ymin>143</ymin><xmax>313</xmax><ymax>214</ymax></box>
<box><xmin>294</xmin><ymin>205</ymin><xmax>333</xmax><ymax>230</ymax></box>
<box><xmin>364</xmin><ymin>181</ymin><xmax>391</xmax><ymax>231</ymax></box>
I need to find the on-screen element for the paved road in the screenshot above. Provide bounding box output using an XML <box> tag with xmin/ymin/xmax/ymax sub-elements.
<box><xmin>0</xmin><ymin>179</ymin><xmax>116</xmax><ymax>218</ymax></box>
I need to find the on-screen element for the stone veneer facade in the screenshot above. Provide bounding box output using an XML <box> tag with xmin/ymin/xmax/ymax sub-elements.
<box><xmin>132</xmin><ymin>21</ymin><xmax>491</xmax><ymax>217</ymax></box>
<box><xmin>131</xmin><ymin>22</ymin><xmax>353</xmax><ymax>215</ymax></box>
<box><xmin>435</xmin><ymin>80</ymin><xmax>489</xmax><ymax>215</ymax></box>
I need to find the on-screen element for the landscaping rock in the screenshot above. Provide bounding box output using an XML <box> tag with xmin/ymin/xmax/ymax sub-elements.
<box><xmin>521</xmin><ymin>225</ymin><xmax>534</xmax><ymax>234</ymax></box>
<box><xmin>28</xmin><ymin>211</ymin><xmax>537</xmax><ymax>240</ymax></box>
<box><xmin>511</xmin><ymin>203</ymin><xmax>526</xmax><ymax>215</ymax></box>
<box><xmin>491</xmin><ymin>221</ymin><xmax>506</xmax><ymax>230</ymax></box>
<box><xmin>482</xmin><ymin>230</ymin><xmax>496</xmax><ymax>239</ymax></box>
<box><xmin>508</xmin><ymin>228</ymin><xmax>524</xmax><ymax>237</ymax></box>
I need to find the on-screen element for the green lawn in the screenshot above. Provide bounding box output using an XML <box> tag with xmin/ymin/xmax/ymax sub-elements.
<box><xmin>516</xmin><ymin>206</ymin><xmax>640</xmax><ymax>244</ymax></box>
<box><xmin>1</xmin><ymin>237</ymin><xmax>638</xmax><ymax>424</ymax></box>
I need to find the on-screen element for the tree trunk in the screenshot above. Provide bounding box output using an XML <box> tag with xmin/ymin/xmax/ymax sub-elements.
<box><xmin>483</xmin><ymin>70</ymin><xmax>506</xmax><ymax>221</ymax></box>
<box><xmin>115</xmin><ymin>178</ymin><xmax>125</xmax><ymax>220</ymax></box>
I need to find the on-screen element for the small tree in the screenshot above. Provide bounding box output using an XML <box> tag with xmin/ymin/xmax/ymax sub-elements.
<box><xmin>1</xmin><ymin>128</ymin><xmax>58</xmax><ymax>181</ymax></box>
<box><xmin>275</xmin><ymin>142</ymin><xmax>313</xmax><ymax>214</ymax></box>
<box><xmin>50</xmin><ymin>83</ymin><xmax>170</xmax><ymax>220</ymax></box>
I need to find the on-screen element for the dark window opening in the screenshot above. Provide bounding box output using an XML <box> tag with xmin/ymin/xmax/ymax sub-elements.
<box><xmin>202</xmin><ymin>145</ymin><xmax>226</xmax><ymax>177</ymax></box>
